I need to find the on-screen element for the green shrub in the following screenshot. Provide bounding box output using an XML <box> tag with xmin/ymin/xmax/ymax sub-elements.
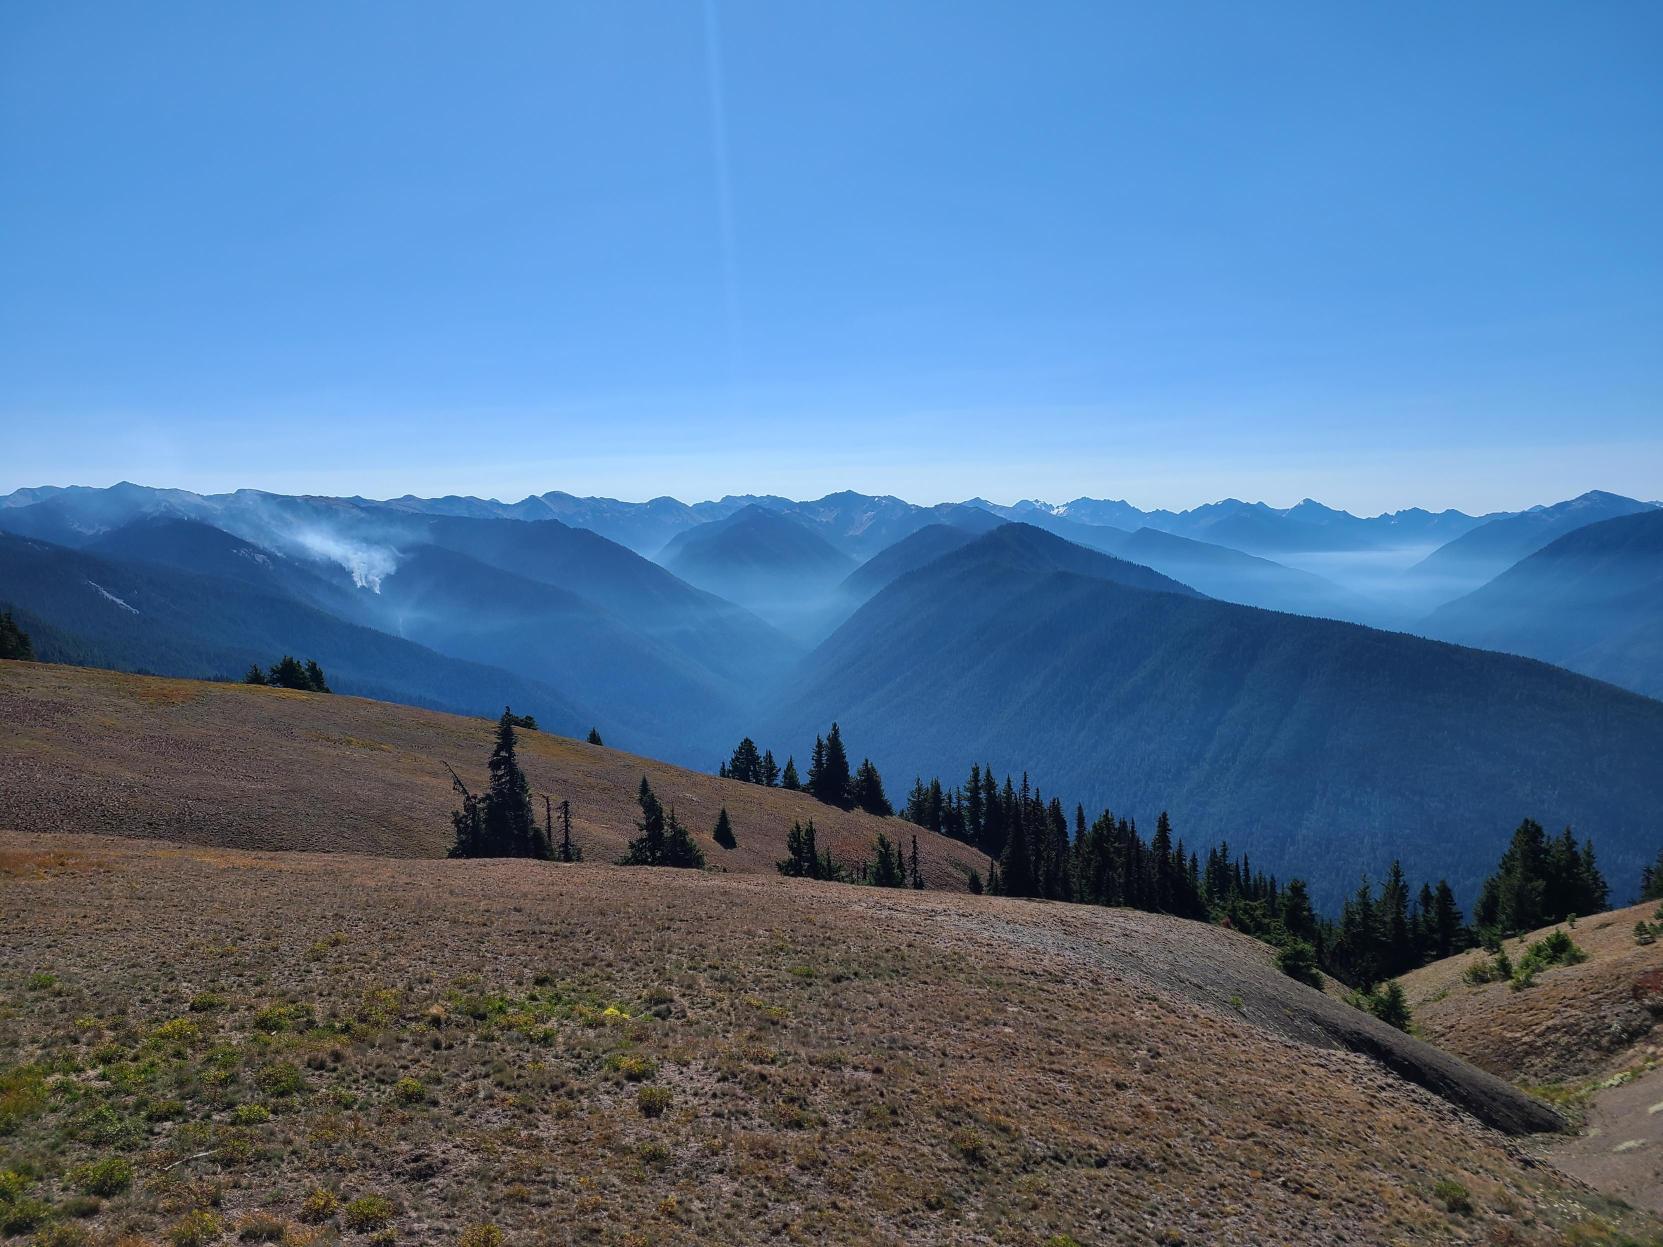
<box><xmin>71</xmin><ymin>1156</ymin><xmax>133</xmax><ymax>1196</ymax></box>
<box><xmin>1636</xmin><ymin>921</ymin><xmax>1656</xmax><ymax>946</ymax></box>
<box><xmin>168</xmin><ymin>1209</ymin><xmax>222</xmax><ymax>1247</ymax></box>
<box><xmin>188</xmin><ymin>992</ymin><xmax>226</xmax><ymax>1013</ymax></box>
<box><xmin>298</xmin><ymin>1188</ymin><xmax>339</xmax><ymax>1223</ymax></box>
<box><xmin>25</xmin><ymin>972</ymin><xmax>56</xmax><ymax>991</ymax></box>
<box><xmin>1</xmin><ymin>1195</ymin><xmax>51</xmax><ymax>1237</ymax></box>
<box><xmin>236</xmin><ymin>1211</ymin><xmax>288</xmax><ymax>1241</ymax></box>
<box><xmin>1510</xmin><ymin>930</ymin><xmax>1587</xmax><ymax>990</ymax></box>
<box><xmin>66</xmin><ymin>1103</ymin><xmax>142</xmax><ymax>1148</ymax></box>
<box><xmin>1432</xmin><ymin>1178</ymin><xmax>1472</xmax><ymax>1214</ymax></box>
<box><xmin>230</xmin><ymin>1103</ymin><xmax>271</xmax><ymax>1125</ymax></box>
<box><xmin>33</xmin><ymin>1223</ymin><xmax>92</xmax><ymax>1247</ymax></box>
<box><xmin>459</xmin><ymin>1225</ymin><xmax>505</xmax><ymax>1247</ymax></box>
<box><xmin>1347</xmin><ymin>981</ymin><xmax>1412</xmax><ymax>1032</ymax></box>
<box><xmin>949</xmin><ymin>1126</ymin><xmax>987</xmax><ymax>1164</ymax></box>
<box><xmin>1464</xmin><ymin>948</ymin><xmax>1512</xmax><ymax>985</ymax></box>
<box><xmin>608</xmin><ymin>1054</ymin><xmax>656</xmax><ymax>1082</ymax></box>
<box><xmin>1276</xmin><ymin>940</ymin><xmax>1321</xmax><ymax>988</ymax></box>
<box><xmin>392</xmin><ymin>1076</ymin><xmax>425</xmax><ymax>1105</ymax></box>
<box><xmin>258</xmin><ymin>1062</ymin><xmax>304</xmax><ymax>1098</ymax></box>
<box><xmin>636</xmin><ymin>1086</ymin><xmax>672</xmax><ymax>1118</ymax></box>
<box><xmin>341</xmin><ymin>1194</ymin><xmax>395</xmax><ymax>1233</ymax></box>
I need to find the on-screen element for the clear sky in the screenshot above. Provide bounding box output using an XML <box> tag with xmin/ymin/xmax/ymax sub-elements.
<box><xmin>2</xmin><ymin>1</ymin><xmax>1659</xmax><ymax>513</ymax></box>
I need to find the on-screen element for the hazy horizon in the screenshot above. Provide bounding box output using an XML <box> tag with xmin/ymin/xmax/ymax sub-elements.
<box><xmin>4</xmin><ymin>3</ymin><xmax>1659</xmax><ymax>515</ymax></box>
<box><xmin>3</xmin><ymin>474</ymin><xmax>1653</xmax><ymax>520</ymax></box>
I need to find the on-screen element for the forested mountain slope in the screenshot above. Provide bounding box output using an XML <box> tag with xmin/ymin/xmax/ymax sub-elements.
<box><xmin>766</xmin><ymin>525</ymin><xmax>1663</xmax><ymax>908</ymax></box>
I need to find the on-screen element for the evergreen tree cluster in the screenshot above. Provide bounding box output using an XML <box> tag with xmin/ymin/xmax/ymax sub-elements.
<box><xmin>719</xmin><ymin>737</ymin><xmax>780</xmax><ymax>786</ymax></box>
<box><xmin>0</xmin><ymin>609</ymin><xmax>34</xmax><ymax>660</ymax></box>
<box><xmin>618</xmin><ymin>777</ymin><xmax>705</xmax><ymax>869</ymax></box>
<box><xmin>1472</xmin><ymin>819</ymin><xmax>1608</xmax><ymax>937</ymax></box>
<box><xmin>1641</xmin><ymin>850</ymin><xmax>1663</xmax><ymax>903</ymax></box>
<box><xmin>1322</xmin><ymin>866</ymin><xmax>1468</xmax><ymax>988</ymax></box>
<box><xmin>721</xmin><ymin>723</ymin><xmax>891</xmax><ymax>815</ymax></box>
<box><xmin>774</xmin><ymin>820</ymin><xmax>922</xmax><ymax>889</ymax></box>
<box><xmin>898</xmin><ymin>759</ymin><xmax>1483</xmax><ymax>989</ymax></box>
<box><xmin>448</xmin><ymin>710</ymin><xmax>561</xmax><ymax>860</ymax></box>
<box><xmin>245</xmin><ymin>655</ymin><xmax>330</xmax><ymax>692</ymax></box>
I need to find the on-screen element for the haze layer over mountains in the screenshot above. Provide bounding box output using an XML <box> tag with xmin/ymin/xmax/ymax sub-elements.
<box><xmin>2</xmin><ymin>480</ymin><xmax>1659</xmax><ymax>906</ymax></box>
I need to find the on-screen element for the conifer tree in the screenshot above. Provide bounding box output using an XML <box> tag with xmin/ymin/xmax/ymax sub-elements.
<box><xmin>805</xmin><ymin>736</ymin><xmax>826</xmax><ymax>796</ymax></box>
<box><xmin>726</xmin><ymin>737</ymin><xmax>764</xmax><ymax>784</ymax></box>
<box><xmin>713</xmin><ymin>807</ymin><xmax>736</xmax><ymax>850</ymax></box>
<box><xmin>445</xmin><ymin>764</ymin><xmax>485</xmax><ymax>858</ymax></box>
<box><xmin>267</xmin><ymin>655</ymin><xmax>311</xmax><ymax>690</ymax></box>
<box><xmin>909</xmin><ymin>834</ymin><xmax>923</xmax><ymax>890</ymax></box>
<box><xmin>998</xmin><ymin>799</ymin><xmax>1034</xmax><ymax>897</ymax></box>
<box><xmin>661</xmin><ymin>806</ymin><xmax>705</xmax><ymax>868</ymax></box>
<box><xmin>553</xmin><ymin>798</ymin><xmax>581</xmax><ymax>862</ymax></box>
<box><xmin>243</xmin><ymin>662</ymin><xmax>267</xmax><ymax>685</ymax></box>
<box><xmin>780</xmin><ymin>756</ymin><xmax>800</xmax><ymax>791</ymax></box>
<box><xmin>586</xmin><ymin>727</ymin><xmax>604</xmax><ymax>745</ymax></box>
<box><xmin>0</xmin><ymin>609</ymin><xmax>34</xmax><ymax>661</ymax></box>
<box><xmin>851</xmin><ymin>757</ymin><xmax>892</xmax><ymax>816</ymax></box>
<box><xmin>1368</xmin><ymin>981</ymin><xmax>1412</xmax><ymax>1032</ymax></box>
<box><xmin>303</xmin><ymin>659</ymin><xmax>331</xmax><ymax>693</ymax></box>
<box><xmin>777</xmin><ymin>820</ymin><xmax>821</xmax><ymax>878</ymax></box>
<box><xmin>869</xmin><ymin>832</ymin><xmax>906</xmax><ymax>887</ymax></box>
<box><xmin>811</xmin><ymin>723</ymin><xmax>854</xmax><ymax>808</ymax></box>
<box><xmin>483</xmin><ymin>709</ymin><xmax>544</xmax><ymax>857</ymax></box>
<box><xmin>1431</xmin><ymin>880</ymin><xmax>1463</xmax><ymax>958</ymax></box>
<box><xmin>761</xmin><ymin>750</ymin><xmax>780</xmax><ymax>787</ymax></box>
<box><xmin>620</xmin><ymin>777</ymin><xmax>666</xmax><ymax>865</ymax></box>
<box><xmin>1642</xmin><ymin>849</ymin><xmax>1663</xmax><ymax>902</ymax></box>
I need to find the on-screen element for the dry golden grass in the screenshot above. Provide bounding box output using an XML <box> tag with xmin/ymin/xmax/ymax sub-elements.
<box><xmin>2</xmin><ymin>831</ymin><xmax>1657</xmax><ymax>1246</ymax></box>
<box><xmin>0</xmin><ymin>662</ymin><xmax>986</xmax><ymax>885</ymax></box>
<box><xmin>1400</xmin><ymin>901</ymin><xmax>1663</xmax><ymax>1087</ymax></box>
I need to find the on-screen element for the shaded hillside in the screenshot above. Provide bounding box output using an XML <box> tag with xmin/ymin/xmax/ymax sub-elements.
<box><xmin>2</xmin><ymin>829</ymin><xmax>1637</xmax><ymax>1245</ymax></box>
<box><xmin>6</xmin><ymin>504</ymin><xmax>798</xmax><ymax>762</ymax></box>
<box><xmin>838</xmin><ymin>523</ymin><xmax>982</xmax><ymax>604</ymax></box>
<box><xmin>1421</xmin><ymin>509</ymin><xmax>1663</xmax><ymax>700</ymax></box>
<box><xmin>368</xmin><ymin>545</ymin><xmax>753</xmax><ymax>760</ymax></box>
<box><xmin>658</xmin><ymin>504</ymin><xmax>856</xmax><ymax>637</ymax></box>
<box><xmin>1097</xmin><ymin>526</ymin><xmax>1379</xmax><ymax>622</ymax></box>
<box><xmin>0</xmin><ymin>532</ymin><xmax>591</xmax><ymax>733</ymax></box>
<box><xmin>0</xmin><ymin>662</ymin><xmax>982</xmax><ymax>883</ymax></box>
<box><xmin>1407</xmin><ymin>490</ymin><xmax>1654</xmax><ymax>605</ymax></box>
<box><xmin>418</xmin><ymin>514</ymin><xmax>799</xmax><ymax>689</ymax></box>
<box><xmin>767</xmin><ymin>524</ymin><xmax>1663</xmax><ymax>909</ymax></box>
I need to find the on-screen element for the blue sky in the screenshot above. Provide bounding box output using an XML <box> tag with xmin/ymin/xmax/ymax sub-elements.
<box><xmin>2</xmin><ymin>1</ymin><xmax>1659</xmax><ymax>513</ymax></box>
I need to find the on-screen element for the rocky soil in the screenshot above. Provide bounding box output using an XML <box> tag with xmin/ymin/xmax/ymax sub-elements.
<box><xmin>2</xmin><ymin>831</ymin><xmax>1656</xmax><ymax>1246</ymax></box>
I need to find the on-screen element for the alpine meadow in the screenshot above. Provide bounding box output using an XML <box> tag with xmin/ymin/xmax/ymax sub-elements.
<box><xmin>2</xmin><ymin>4</ymin><xmax>1661</xmax><ymax>1246</ymax></box>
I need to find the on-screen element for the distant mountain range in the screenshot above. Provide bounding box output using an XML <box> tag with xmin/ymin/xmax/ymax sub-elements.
<box><xmin>2</xmin><ymin>479</ymin><xmax>1659</xmax><ymax>905</ymax></box>
<box><xmin>1404</xmin><ymin>490</ymin><xmax>1656</xmax><ymax>605</ymax></box>
<box><xmin>1422</xmin><ymin>509</ymin><xmax>1663</xmax><ymax>700</ymax></box>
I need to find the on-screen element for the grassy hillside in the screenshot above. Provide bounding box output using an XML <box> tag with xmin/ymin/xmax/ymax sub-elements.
<box><xmin>4</xmin><ymin>830</ymin><xmax>1649</xmax><ymax>1246</ymax></box>
<box><xmin>0</xmin><ymin>662</ymin><xmax>985</xmax><ymax>885</ymax></box>
<box><xmin>1400</xmin><ymin>901</ymin><xmax>1663</xmax><ymax>1216</ymax></box>
<box><xmin>1400</xmin><ymin>900</ymin><xmax>1663</xmax><ymax>1089</ymax></box>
